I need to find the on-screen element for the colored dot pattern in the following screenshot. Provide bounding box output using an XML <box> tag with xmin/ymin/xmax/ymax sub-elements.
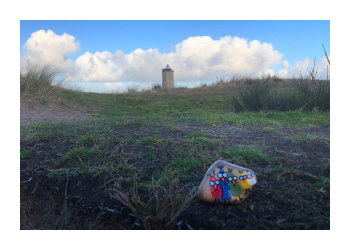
<box><xmin>240</xmin><ymin>174</ymin><xmax>251</xmax><ymax>189</ymax></box>
<box><xmin>211</xmin><ymin>185</ymin><xmax>223</xmax><ymax>199</ymax></box>
<box><xmin>229</xmin><ymin>180</ymin><xmax>242</xmax><ymax>197</ymax></box>
<box><xmin>219</xmin><ymin>179</ymin><xmax>232</xmax><ymax>200</ymax></box>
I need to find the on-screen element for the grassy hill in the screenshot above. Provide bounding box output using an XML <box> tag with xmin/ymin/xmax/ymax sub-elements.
<box><xmin>20</xmin><ymin>65</ymin><xmax>330</xmax><ymax>229</ymax></box>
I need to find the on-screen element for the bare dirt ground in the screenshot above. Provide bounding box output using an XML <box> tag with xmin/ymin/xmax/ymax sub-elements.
<box><xmin>20</xmin><ymin>94</ymin><xmax>100</xmax><ymax>124</ymax></box>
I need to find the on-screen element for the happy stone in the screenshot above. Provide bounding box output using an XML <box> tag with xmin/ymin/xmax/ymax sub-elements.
<box><xmin>196</xmin><ymin>160</ymin><xmax>257</xmax><ymax>204</ymax></box>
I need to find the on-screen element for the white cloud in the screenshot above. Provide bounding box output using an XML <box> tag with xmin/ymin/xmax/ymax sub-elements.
<box><xmin>21</xmin><ymin>30</ymin><xmax>79</xmax><ymax>74</ymax></box>
<box><xmin>170</xmin><ymin>36</ymin><xmax>283</xmax><ymax>81</ymax></box>
<box><xmin>277</xmin><ymin>56</ymin><xmax>330</xmax><ymax>79</ymax></box>
<box><xmin>118</xmin><ymin>48</ymin><xmax>165</xmax><ymax>82</ymax></box>
<box><xmin>72</xmin><ymin>51</ymin><xmax>124</xmax><ymax>82</ymax></box>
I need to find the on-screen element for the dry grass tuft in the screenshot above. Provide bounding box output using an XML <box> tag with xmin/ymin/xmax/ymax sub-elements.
<box><xmin>20</xmin><ymin>60</ymin><xmax>66</xmax><ymax>96</ymax></box>
<box><xmin>109</xmin><ymin>171</ymin><xmax>197</xmax><ymax>229</ymax></box>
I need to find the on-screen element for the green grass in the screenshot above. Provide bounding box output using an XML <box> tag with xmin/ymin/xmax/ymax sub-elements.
<box><xmin>75</xmin><ymin>134</ymin><xmax>96</xmax><ymax>146</ymax></box>
<box><xmin>59</xmin><ymin>145</ymin><xmax>99</xmax><ymax>165</ymax></box>
<box><xmin>65</xmin><ymin>93</ymin><xmax>328</xmax><ymax>127</ymax></box>
<box><xmin>165</xmin><ymin>125</ymin><xmax>178</xmax><ymax>131</ymax></box>
<box><xmin>312</xmin><ymin>177</ymin><xmax>330</xmax><ymax>191</ymax></box>
<box><xmin>20</xmin><ymin>151</ymin><xmax>31</xmax><ymax>159</ymax></box>
<box><xmin>189</xmin><ymin>111</ymin><xmax>329</xmax><ymax>127</ymax></box>
<box><xmin>220</xmin><ymin>146</ymin><xmax>268</xmax><ymax>164</ymax></box>
<box><xmin>258</xmin><ymin>126</ymin><xmax>276</xmax><ymax>133</ymax></box>
<box><xmin>143</xmin><ymin>152</ymin><xmax>157</xmax><ymax>161</ymax></box>
<box><xmin>289</xmin><ymin>132</ymin><xmax>327</xmax><ymax>144</ymax></box>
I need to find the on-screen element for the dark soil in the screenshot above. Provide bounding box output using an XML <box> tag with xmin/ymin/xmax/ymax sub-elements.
<box><xmin>20</xmin><ymin>121</ymin><xmax>330</xmax><ymax>230</ymax></box>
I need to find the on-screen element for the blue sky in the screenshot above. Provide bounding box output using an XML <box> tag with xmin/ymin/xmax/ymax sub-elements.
<box><xmin>20</xmin><ymin>20</ymin><xmax>330</xmax><ymax>92</ymax></box>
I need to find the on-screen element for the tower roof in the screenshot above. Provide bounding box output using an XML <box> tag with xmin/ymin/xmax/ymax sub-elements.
<box><xmin>162</xmin><ymin>64</ymin><xmax>173</xmax><ymax>72</ymax></box>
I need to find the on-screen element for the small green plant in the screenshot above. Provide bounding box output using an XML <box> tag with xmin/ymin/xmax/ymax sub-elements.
<box><xmin>165</xmin><ymin>125</ymin><xmax>178</xmax><ymax>131</ymax></box>
<box><xmin>312</xmin><ymin>176</ymin><xmax>330</xmax><ymax>192</ymax></box>
<box><xmin>258</xmin><ymin>126</ymin><xmax>276</xmax><ymax>133</ymax></box>
<box><xmin>274</xmin><ymin>163</ymin><xmax>317</xmax><ymax>181</ymax></box>
<box><xmin>60</xmin><ymin>145</ymin><xmax>98</xmax><ymax>165</ymax></box>
<box><xmin>288</xmin><ymin>209</ymin><xmax>303</xmax><ymax>221</ymax></box>
<box><xmin>20</xmin><ymin>124</ymin><xmax>38</xmax><ymax>141</ymax></box>
<box><xmin>171</xmin><ymin>156</ymin><xmax>202</xmax><ymax>170</ymax></box>
<box><xmin>40</xmin><ymin>98</ymin><xmax>48</xmax><ymax>105</ymax></box>
<box><xmin>289</xmin><ymin>133</ymin><xmax>320</xmax><ymax>144</ymax></box>
<box><xmin>185</xmin><ymin>131</ymin><xmax>219</xmax><ymax>147</ymax></box>
<box><xmin>186</xmin><ymin>131</ymin><xmax>213</xmax><ymax>138</ymax></box>
<box><xmin>75</xmin><ymin>134</ymin><xmax>95</xmax><ymax>146</ymax></box>
<box><xmin>20</xmin><ymin>151</ymin><xmax>31</xmax><ymax>159</ymax></box>
<box><xmin>143</xmin><ymin>152</ymin><xmax>157</xmax><ymax>161</ymax></box>
<box><xmin>138</xmin><ymin>136</ymin><xmax>162</xmax><ymax>145</ymax></box>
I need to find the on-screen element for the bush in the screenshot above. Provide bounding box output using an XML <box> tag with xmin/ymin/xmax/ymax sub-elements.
<box><xmin>238</xmin><ymin>77</ymin><xmax>273</xmax><ymax>111</ymax></box>
<box><xmin>152</xmin><ymin>83</ymin><xmax>162</xmax><ymax>90</ymax></box>
<box><xmin>232</xmin><ymin>77</ymin><xmax>330</xmax><ymax>112</ymax></box>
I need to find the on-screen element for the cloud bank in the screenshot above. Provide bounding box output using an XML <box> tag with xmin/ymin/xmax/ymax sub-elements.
<box><xmin>21</xmin><ymin>30</ymin><xmax>330</xmax><ymax>92</ymax></box>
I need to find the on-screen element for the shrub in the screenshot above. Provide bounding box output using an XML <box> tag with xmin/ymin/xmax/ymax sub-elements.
<box><xmin>232</xmin><ymin>77</ymin><xmax>330</xmax><ymax>112</ymax></box>
<box><xmin>152</xmin><ymin>83</ymin><xmax>162</xmax><ymax>90</ymax></box>
<box><xmin>238</xmin><ymin>77</ymin><xmax>273</xmax><ymax>112</ymax></box>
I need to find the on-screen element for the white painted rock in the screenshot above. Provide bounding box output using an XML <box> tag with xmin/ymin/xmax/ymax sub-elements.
<box><xmin>196</xmin><ymin>160</ymin><xmax>257</xmax><ymax>204</ymax></box>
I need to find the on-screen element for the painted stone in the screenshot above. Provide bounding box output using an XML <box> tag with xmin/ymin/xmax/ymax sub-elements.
<box><xmin>196</xmin><ymin>160</ymin><xmax>257</xmax><ymax>204</ymax></box>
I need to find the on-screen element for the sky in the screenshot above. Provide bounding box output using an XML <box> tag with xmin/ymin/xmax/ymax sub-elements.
<box><xmin>20</xmin><ymin>20</ymin><xmax>330</xmax><ymax>93</ymax></box>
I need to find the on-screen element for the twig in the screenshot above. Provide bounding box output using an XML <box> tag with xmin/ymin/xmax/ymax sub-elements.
<box><xmin>232</xmin><ymin>128</ymin><xmax>242</xmax><ymax>141</ymax></box>
<box><xmin>23</xmin><ymin>177</ymin><xmax>32</xmax><ymax>183</ymax></box>
<box><xmin>307</xmin><ymin>57</ymin><xmax>318</xmax><ymax>89</ymax></box>
<box><xmin>298</xmin><ymin>96</ymin><xmax>317</xmax><ymax>112</ymax></box>
<box><xmin>287</xmin><ymin>124</ymin><xmax>296</xmax><ymax>135</ymax></box>
<box><xmin>21</xmin><ymin>210</ymin><xmax>36</xmax><ymax>230</ymax></box>
<box><xmin>322</xmin><ymin>44</ymin><xmax>330</xmax><ymax>65</ymax></box>
<box><xmin>31</xmin><ymin>182</ymin><xmax>38</xmax><ymax>194</ymax></box>
<box><xmin>64</xmin><ymin>171</ymin><xmax>69</xmax><ymax>228</ymax></box>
